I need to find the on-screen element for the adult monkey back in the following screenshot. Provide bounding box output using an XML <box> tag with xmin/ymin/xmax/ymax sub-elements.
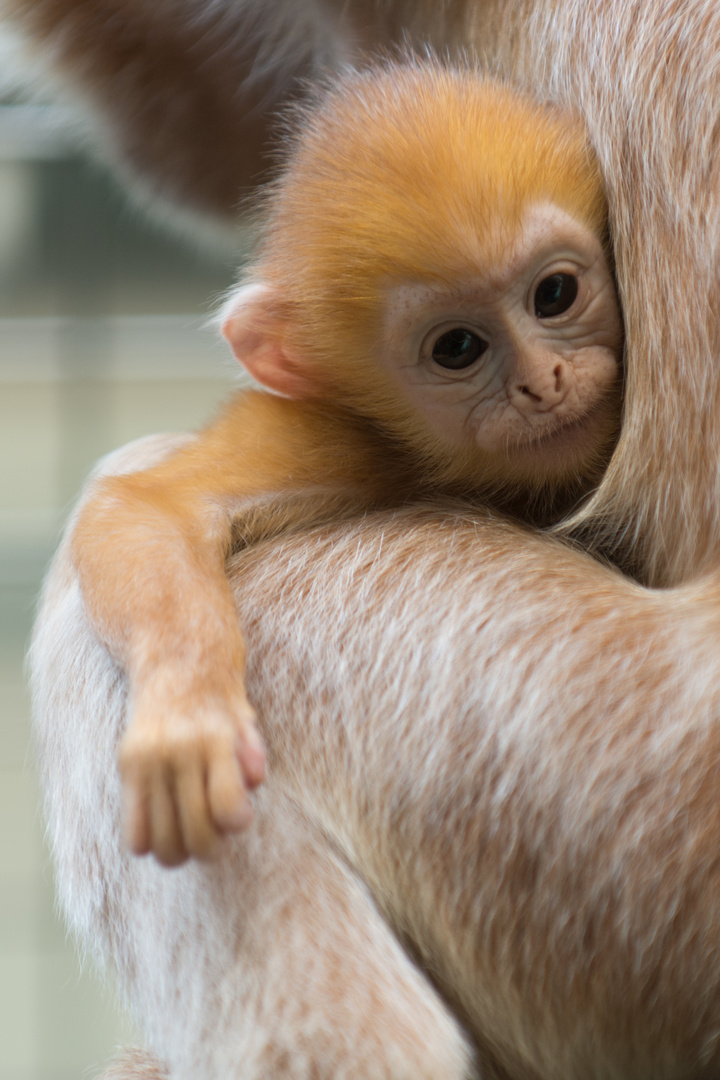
<box><xmin>13</xmin><ymin>1</ymin><xmax>720</xmax><ymax>1078</ymax></box>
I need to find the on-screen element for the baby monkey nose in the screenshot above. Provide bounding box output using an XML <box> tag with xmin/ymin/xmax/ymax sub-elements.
<box><xmin>514</xmin><ymin>361</ymin><xmax>568</xmax><ymax>409</ymax></box>
<box><xmin>517</xmin><ymin>383</ymin><xmax>543</xmax><ymax>404</ymax></box>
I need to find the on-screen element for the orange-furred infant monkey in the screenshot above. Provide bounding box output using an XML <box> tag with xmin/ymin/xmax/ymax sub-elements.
<box><xmin>72</xmin><ymin>61</ymin><xmax>623</xmax><ymax>866</ymax></box>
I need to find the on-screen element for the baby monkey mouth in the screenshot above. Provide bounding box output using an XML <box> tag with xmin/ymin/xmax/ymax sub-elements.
<box><xmin>518</xmin><ymin>410</ymin><xmax>592</xmax><ymax>449</ymax></box>
<box><xmin>506</xmin><ymin>399</ymin><xmax>620</xmax><ymax>470</ymax></box>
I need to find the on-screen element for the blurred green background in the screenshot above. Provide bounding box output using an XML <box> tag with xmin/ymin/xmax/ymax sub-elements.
<box><xmin>0</xmin><ymin>51</ymin><xmax>250</xmax><ymax>1079</ymax></box>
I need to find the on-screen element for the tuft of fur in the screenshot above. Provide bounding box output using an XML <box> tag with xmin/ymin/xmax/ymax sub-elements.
<box><xmin>97</xmin><ymin>1048</ymin><xmax>168</xmax><ymax>1080</ymax></box>
<box><xmin>257</xmin><ymin>61</ymin><xmax>606</xmax><ymax>306</ymax></box>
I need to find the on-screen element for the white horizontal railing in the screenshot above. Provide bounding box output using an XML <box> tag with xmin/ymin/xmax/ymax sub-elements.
<box><xmin>0</xmin><ymin>314</ymin><xmax>251</xmax><ymax>572</ymax></box>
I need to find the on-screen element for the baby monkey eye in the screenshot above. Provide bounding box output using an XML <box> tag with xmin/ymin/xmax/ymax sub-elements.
<box><xmin>534</xmin><ymin>273</ymin><xmax>578</xmax><ymax>318</ymax></box>
<box><xmin>431</xmin><ymin>328</ymin><xmax>488</xmax><ymax>370</ymax></box>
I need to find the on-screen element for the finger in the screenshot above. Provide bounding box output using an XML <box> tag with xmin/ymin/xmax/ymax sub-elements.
<box><xmin>175</xmin><ymin>762</ymin><xmax>223</xmax><ymax>859</ymax></box>
<box><xmin>149</xmin><ymin>771</ymin><xmax>187</xmax><ymax>867</ymax></box>
<box><xmin>207</xmin><ymin>751</ymin><xmax>253</xmax><ymax>833</ymax></box>
<box><xmin>233</xmin><ymin>701</ymin><xmax>266</xmax><ymax>789</ymax></box>
<box><xmin>122</xmin><ymin>774</ymin><xmax>151</xmax><ymax>856</ymax></box>
<box><xmin>236</xmin><ymin>728</ymin><xmax>266</xmax><ymax>789</ymax></box>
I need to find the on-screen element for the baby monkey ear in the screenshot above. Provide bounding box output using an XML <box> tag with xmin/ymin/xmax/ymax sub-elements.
<box><xmin>221</xmin><ymin>282</ymin><xmax>318</xmax><ymax>399</ymax></box>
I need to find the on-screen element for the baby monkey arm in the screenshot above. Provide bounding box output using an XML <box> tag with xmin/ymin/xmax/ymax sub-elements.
<box><xmin>71</xmin><ymin>391</ymin><xmax>397</xmax><ymax>866</ymax></box>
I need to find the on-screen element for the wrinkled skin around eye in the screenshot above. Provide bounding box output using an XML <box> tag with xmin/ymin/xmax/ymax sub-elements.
<box><xmin>378</xmin><ymin>204</ymin><xmax>623</xmax><ymax>488</ymax></box>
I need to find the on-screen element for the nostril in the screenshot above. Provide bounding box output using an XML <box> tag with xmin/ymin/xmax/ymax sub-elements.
<box><xmin>553</xmin><ymin>364</ymin><xmax>564</xmax><ymax>392</ymax></box>
<box><xmin>518</xmin><ymin>384</ymin><xmax>542</xmax><ymax>403</ymax></box>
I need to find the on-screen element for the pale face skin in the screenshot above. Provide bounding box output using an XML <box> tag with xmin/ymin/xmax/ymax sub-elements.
<box><xmin>380</xmin><ymin>205</ymin><xmax>623</xmax><ymax>484</ymax></box>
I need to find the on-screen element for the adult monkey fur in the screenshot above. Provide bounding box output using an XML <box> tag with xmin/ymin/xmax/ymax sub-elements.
<box><xmin>10</xmin><ymin>0</ymin><xmax>720</xmax><ymax>1077</ymax></box>
<box><xmin>73</xmin><ymin>65</ymin><xmax>622</xmax><ymax>865</ymax></box>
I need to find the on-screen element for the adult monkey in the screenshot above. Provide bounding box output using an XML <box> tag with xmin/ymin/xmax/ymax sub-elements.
<box><xmin>12</xmin><ymin>1</ymin><xmax>720</xmax><ymax>1078</ymax></box>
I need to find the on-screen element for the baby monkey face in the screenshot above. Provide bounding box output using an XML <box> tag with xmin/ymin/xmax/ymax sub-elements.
<box><xmin>380</xmin><ymin>204</ymin><xmax>623</xmax><ymax>485</ymax></box>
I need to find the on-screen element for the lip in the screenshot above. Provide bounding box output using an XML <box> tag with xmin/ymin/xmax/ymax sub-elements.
<box><xmin>502</xmin><ymin>402</ymin><xmax>619</xmax><ymax>474</ymax></box>
<box><xmin>509</xmin><ymin>410</ymin><xmax>595</xmax><ymax>453</ymax></box>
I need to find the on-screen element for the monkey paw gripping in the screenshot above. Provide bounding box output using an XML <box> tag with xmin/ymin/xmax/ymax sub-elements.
<box><xmin>118</xmin><ymin>678</ymin><xmax>266</xmax><ymax>866</ymax></box>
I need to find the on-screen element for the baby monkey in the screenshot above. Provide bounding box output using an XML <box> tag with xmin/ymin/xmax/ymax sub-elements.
<box><xmin>73</xmin><ymin>61</ymin><xmax>623</xmax><ymax>865</ymax></box>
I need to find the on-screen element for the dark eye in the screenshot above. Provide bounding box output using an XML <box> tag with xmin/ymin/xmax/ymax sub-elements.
<box><xmin>431</xmin><ymin>328</ymin><xmax>488</xmax><ymax>370</ymax></box>
<box><xmin>534</xmin><ymin>273</ymin><xmax>578</xmax><ymax>318</ymax></box>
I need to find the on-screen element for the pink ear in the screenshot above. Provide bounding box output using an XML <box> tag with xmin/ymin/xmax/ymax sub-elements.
<box><xmin>221</xmin><ymin>282</ymin><xmax>316</xmax><ymax>399</ymax></box>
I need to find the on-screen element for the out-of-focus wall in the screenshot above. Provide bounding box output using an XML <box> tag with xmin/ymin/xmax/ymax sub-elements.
<box><xmin>0</xmin><ymin>58</ymin><xmax>251</xmax><ymax>1080</ymax></box>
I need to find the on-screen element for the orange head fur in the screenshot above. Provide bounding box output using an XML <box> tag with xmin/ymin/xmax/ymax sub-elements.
<box><xmin>237</xmin><ymin>60</ymin><xmax>615</xmax><ymax>496</ymax></box>
<box><xmin>256</xmin><ymin>62</ymin><xmax>606</xmax><ymax>341</ymax></box>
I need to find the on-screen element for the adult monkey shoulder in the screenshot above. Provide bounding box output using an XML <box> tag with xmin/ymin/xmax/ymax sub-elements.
<box><xmin>33</xmin><ymin>467</ymin><xmax>720</xmax><ymax>1080</ymax></box>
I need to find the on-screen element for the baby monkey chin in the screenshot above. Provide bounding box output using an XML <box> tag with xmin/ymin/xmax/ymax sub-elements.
<box><xmin>502</xmin><ymin>403</ymin><xmax>621</xmax><ymax>488</ymax></box>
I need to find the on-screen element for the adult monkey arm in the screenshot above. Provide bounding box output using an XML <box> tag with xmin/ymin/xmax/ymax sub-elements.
<box><xmin>0</xmin><ymin>2</ymin><xmax>492</xmax><ymax>225</ymax></box>
<box><xmin>32</xmin><ymin>439</ymin><xmax>479</xmax><ymax>1080</ymax></box>
<box><xmin>240</xmin><ymin>511</ymin><xmax>720</xmax><ymax>1079</ymax></box>
<box><xmin>0</xmin><ymin>0</ymin><xmax>360</xmax><ymax>223</ymax></box>
<box><xmin>32</xmin><ymin>443</ymin><xmax>720</xmax><ymax>1079</ymax></box>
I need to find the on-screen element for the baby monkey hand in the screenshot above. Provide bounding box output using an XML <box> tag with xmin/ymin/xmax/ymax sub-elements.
<box><xmin>119</xmin><ymin>676</ymin><xmax>266</xmax><ymax>867</ymax></box>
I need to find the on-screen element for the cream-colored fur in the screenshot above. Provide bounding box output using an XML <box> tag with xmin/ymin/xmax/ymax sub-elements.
<box><xmin>31</xmin><ymin>435</ymin><xmax>720</xmax><ymax>1079</ymax></box>
<box><xmin>32</xmin><ymin>438</ymin><xmax>477</xmax><ymax>1080</ymax></box>
<box><xmin>100</xmin><ymin>1049</ymin><xmax>167</xmax><ymax>1080</ymax></box>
